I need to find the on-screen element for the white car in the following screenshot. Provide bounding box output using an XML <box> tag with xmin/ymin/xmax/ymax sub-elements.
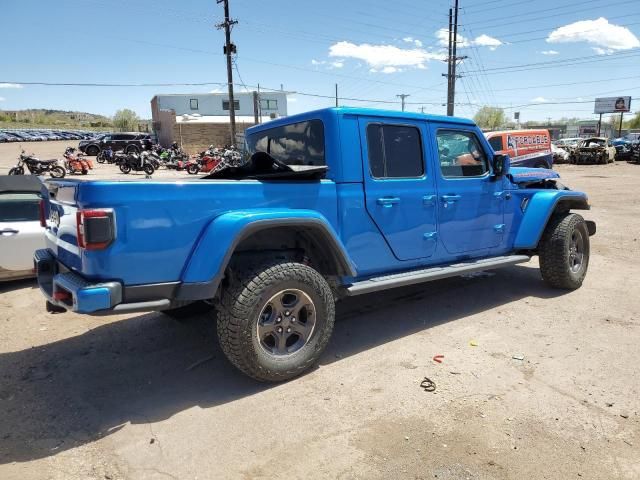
<box><xmin>0</xmin><ymin>175</ymin><xmax>46</xmax><ymax>281</ymax></box>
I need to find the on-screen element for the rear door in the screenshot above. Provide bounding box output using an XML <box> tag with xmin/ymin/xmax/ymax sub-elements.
<box><xmin>430</xmin><ymin>125</ymin><xmax>505</xmax><ymax>254</ymax></box>
<box><xmin>0</xmin><ymin>193</ymin><xmax>45</xmax><ymax>272</ymax></box>
<box><xmin>360</xmin><ymin>118</ymin><xmax>438</xmax><ymax>261</ymax></box>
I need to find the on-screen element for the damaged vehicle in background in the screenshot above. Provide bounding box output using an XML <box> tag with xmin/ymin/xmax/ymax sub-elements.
<box><xmin>570</xmin><ymin>137</ymin><xmax>616</xmax><ymax>165</ymax></box>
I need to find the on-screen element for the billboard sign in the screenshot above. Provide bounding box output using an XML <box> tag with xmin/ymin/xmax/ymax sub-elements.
<box><xmin>594</xmin><ymin>96</ymin><xmax>631</xmax><ymax>114</ymax></box>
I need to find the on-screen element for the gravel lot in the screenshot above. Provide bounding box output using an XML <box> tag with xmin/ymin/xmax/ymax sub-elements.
<box><xmin>0</xmin><ymin>142</ymin><xmax>639</xmax><ymax>479</ymax></box>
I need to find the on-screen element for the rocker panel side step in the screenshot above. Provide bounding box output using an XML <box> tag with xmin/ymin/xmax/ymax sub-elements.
<box><xmin>345</xmin><ymin>255</ymin><xmax>531</xmax><ymax>296</ymax></box>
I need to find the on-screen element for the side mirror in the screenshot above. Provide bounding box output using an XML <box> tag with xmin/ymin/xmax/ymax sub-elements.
<box><xmin>492</xmin><ymin>153</ymin><xmax>510</xmax><ymax>177</ymax></box>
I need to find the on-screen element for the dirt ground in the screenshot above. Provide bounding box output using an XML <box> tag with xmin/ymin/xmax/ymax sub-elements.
<box><xmin>0</xmin><ymin>142</ymin><xmax>639</xmax><ymax>479</ymax></box>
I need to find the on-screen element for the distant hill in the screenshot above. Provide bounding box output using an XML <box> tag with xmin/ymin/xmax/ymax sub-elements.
<box><xmin>0</xmin><ymin>109</ymin><xmax>150</xmax><ymax>131</ymax></box>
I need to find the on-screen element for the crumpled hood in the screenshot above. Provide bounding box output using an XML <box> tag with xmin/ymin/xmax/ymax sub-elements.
<box><xmin>509</xmin><ymin>167</ymin><xmax>560</xmax><ymax>184</ymax></box>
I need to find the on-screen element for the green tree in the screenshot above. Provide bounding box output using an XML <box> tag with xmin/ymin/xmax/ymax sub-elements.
<box><xmin>113</xmin><ymin>109</ymin><xmax>139</xmax><ymax>132</ymax></box>
<box><xmin>473</xmin><ymin>106</ymin><xmax>505</xmax><ymax>130</ymax></box>
<box><xmin>626</xmin><ymin>111</ymin><xmax>640</xmax><ymax>129</ymax></box>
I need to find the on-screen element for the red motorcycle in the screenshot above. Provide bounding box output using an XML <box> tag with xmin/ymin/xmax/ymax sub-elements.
<box><xmin>186</xmin><ymin>153</ymin><xmax>222</xmax><ymax>175</ymax></box>
<box><xmin>63</xmin><ymin>147</ymin><xmax>93</xmax><ymax>175</ymax></box>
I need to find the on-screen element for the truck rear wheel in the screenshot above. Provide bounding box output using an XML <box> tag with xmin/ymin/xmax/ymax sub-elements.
<box><xmin>539</xmin><ymin>212</ymin><xmax>590</xmax><ymax>290</ymax></box>
<box><xmin>217</xmin><ymin>261</ymin><xmax>335</xmax><ymax>382</ymax></box>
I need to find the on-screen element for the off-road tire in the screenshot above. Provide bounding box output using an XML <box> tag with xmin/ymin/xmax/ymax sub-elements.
<box><xmin>217</xmin><ymin>261</ymin><xmax>335</xmax><ymax>382</ymax></box>
<box><xmin>86</xmin><ymin>145</ymin><xmax>99</xmax><ymax>156</ymax></box>
<box><xmin>539</xmin><ymin>212</ymin><xmax>590</xmax><ymax>289</ymax></box>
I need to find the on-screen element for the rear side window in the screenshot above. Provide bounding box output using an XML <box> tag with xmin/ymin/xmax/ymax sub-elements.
<box><xmin>246</xmin><ymin>120</ymin><xmax>325</xmax><ymax>166</ymax></box>
<box><xmin>0</xmin><ymin>194</ymin><xmax>40</xmax><ymax>222</ymax></box>
<box><xmin>367</xmin><ymin>124</ymin><xmax>424</xmax><ymax>178</ymax></box>
<box><xmin>488</xmin><ymin>136</ymin><xmax>503</xmax><ymax>151</ymax></box>
<box><xmin>437</xmin><ymin>130</ymin><xmax>489</xmax><ymax>178</ymax></box>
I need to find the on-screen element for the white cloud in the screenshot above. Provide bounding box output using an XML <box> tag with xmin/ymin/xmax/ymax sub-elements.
<box><xmin>592</xmin><ymin>47</ymin><xmax>614</xmax><ymax>55</ymax></box>
<box><xmin>208</xmin><ymin>87</ymin><xmax>223</xmax><ymax>93</ymax></box>
<box><xmin>531</xmin><ymin>96</ymin><xmax>549</xmax><ymax>103</ymax></box>
<box><xmin>312</xmin><ymin>59</ymin><xmax>344</xmax><ymax>69</ymax></box>
<box><xmin>329</xmin><ymin>41</ymin><xmax>444</xmax><ymax>72</ymax></box>
<box><xmin>403</xmin><ymin>36</ymin><xmax>423</xmax><ymax>47</ymax></box>
<box><xmin>0</xmin><ymin>96</ymin><xmax>5</xmax><ymax>101</ymax></box>
<box><xmin>540</xmin><ymin>50</ymin><xmax>559</xmax><ymax>55</ymax></box>
<box><xmin>436</xmin><ymin>29</ymin><xmax>502</xmax><ymax>50</ymax></box>
<box><xmin>0</xmin><ymin>83</ymin><xmax>23</xmax><ymax>89</ymax></box>
<box><xmin>547</xmin><ymin>17</ymin><xmax>640</xmax><ymax>53</ymax></box>
<box><xmin>473</xmin><ymin>34</ymin><xmax>502</xmax><ymax>49</ymax></box>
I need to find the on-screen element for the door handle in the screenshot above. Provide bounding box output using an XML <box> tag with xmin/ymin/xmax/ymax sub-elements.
<box><xmin>422</xmin><ymin>195</ymin><xmax>436</xmax><ymax>206</ymax></box>
<box><xmin>0</xmin><ymin>228</ymin><xmax>19</xmax><ymax>236</ymax></box>
<box><xmin>376</xmin><ymin>197</ymin><xmax>400</xmax><ymax>207</ymax></box>
<box><xmin>441</xmin><ymin>194</ymin><xmax>461</xmax><ymax>204</ymax></box>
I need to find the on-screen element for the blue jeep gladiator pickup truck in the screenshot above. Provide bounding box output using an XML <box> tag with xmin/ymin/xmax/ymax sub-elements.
<box><xmin>35</xmin><ymin>107</ymin><xmax>596</xmax><ymax>381</ymax></box>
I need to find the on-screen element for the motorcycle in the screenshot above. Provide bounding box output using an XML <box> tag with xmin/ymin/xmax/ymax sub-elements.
<box><xmin>141</xmin><ymin>150</ymin><xmax>161</xmax><ymax>169</ymax></box>
<box><xmin>118</xmin><ymin>152</ymin><xmax>155</xmax><ymax>175</ymax></box>
<box><xmin>187</xmin><ymin>147</ymin><xmax>223</xmax><ymax>175</ymax></box>
<box><xmin>96</xmin><ymin>146</ymin><xmax>116</xmax><ymax>164</ymax></box>
<box><xmin>63</xmin><ymin>147</ymin><xmax>93</xmax><ymax>175</ymax></box>
<box><xmin>8</xmin><ymin>150</ymin><xmax>66</xmax><ymax>178</ymax></box>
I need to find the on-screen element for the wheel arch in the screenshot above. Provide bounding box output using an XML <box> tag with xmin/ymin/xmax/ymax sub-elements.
<box><xmin>514</xmin><ymin>191</ymin><xmax>591</xmax><ymax>250</ymax></box>
<box><xmin>177</xmin><ymin>211</ymin><xmax>356</xmax><ymax>301</ymax></box>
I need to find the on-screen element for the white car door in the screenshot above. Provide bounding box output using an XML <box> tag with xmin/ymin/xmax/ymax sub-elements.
<box><xmin>0</xmin><ymin>193</ymin><xmax>45</xmax><ymax>273</ymax></box>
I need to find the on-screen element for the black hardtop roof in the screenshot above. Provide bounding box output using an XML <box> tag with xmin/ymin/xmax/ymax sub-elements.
<box><xmin>0</xmin><ymin>175</ymin><xmax>43</xmax><ymax>194</ymax></box>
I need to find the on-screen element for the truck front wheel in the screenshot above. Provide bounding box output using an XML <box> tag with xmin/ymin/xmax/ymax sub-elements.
<box><xmin>217</xmin><ymin>261</ymin><xmax>335</xmax><ymax>382</ymax></box>
<box><xmin>538</xmin><ymin>212</ymin><xmax>590</xmax><ymax>289</ymax></box>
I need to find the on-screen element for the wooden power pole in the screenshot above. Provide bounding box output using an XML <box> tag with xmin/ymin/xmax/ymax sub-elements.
<box><xmin>217</xmin><ymin>0</ymin><xmax>238</xmax><ymax>145</ymax></box>
<box><xmin>443</xmin><ymin>0</ymin><xmax>466</xmax><ymax>116</ymax></box>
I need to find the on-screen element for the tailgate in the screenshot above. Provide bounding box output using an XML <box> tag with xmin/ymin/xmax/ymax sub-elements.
<box><xmin>43</xmin><ymin>180</ymin><xmax>83</xmax><ymax>271</ymax></box>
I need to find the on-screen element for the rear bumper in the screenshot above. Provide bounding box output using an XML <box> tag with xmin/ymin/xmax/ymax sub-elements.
<box><xmin>34</xmin><ymin>249</ymin><xmax>171</xmax><ymax>315</ymax></box>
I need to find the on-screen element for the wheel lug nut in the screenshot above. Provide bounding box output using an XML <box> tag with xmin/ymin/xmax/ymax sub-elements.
<box><xmin>286</xmin><ymin>327</ymin><xmax>291</xmax><ymax>333</ymax></box>
<box><xmin>285</xmin><ymin>311</ymin><xmax>290</xmax><ymax>316</ymax></box>
<box><xmin>276</xmin><ymin>317</ymin><xmax>282</xmax><ymax>323</ymax></box>
<box><xmin>277</xmin><ymin>327</ymin><xmax>283</xmax><ymax>333</ymax></box>
<box><xmin>291</xmin><ymin>317</ymin><xmax>296</xmax><ymax>323</ymax></box>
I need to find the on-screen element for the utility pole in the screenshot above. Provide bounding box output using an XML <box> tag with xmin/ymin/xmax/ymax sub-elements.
<box><xmin>335</xmin><ymin>83</ymin><xmax>339</xmax><ymax>107</ymax></box>
<box><xmin>442</xmin><ymin>0</ymin><xmax>466</xmax><ymax>116</ymax></box>
<box><xmin>216</xmin><ymin>0</ymin><xmax>238</xmax><ymax>145</ymax></box>
<box><xmin>397</xmin><ymin>94</ymin><xmax>410</xmax><ymax>112</ymax></box>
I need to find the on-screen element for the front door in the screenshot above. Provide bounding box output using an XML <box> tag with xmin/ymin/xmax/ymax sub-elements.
<box><xmin>0</xmin><ymin>193</ymin><xmax>45</xmax><ymax>272</ymax></box>
<box><xmin>430</xmin><ymin>126</ymin><xmax>505</xmax><ymax>254</ymax></box>
<box><xmin>360</xmin><ymin>118</ymin><xmax>438</xmax><ymax>261</ymax></box>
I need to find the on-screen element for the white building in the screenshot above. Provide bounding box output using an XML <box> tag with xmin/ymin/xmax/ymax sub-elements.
<box><xmin>150</xmin><ymin>91</ymin><xmax>288</xmax><ymax>151</ymax></box>
<box><xmin>151</xmin><ymin>91</ymin><xmax>288</xmax><ymax>122</ymax></box>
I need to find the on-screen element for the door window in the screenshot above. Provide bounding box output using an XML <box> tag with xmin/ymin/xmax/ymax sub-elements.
<box><xmin>488</xmin><ymin>136</ymin><xmax>503</xmax><ymax>151</ymax></box>
<box><xmin>0</xmin><ymin>194</ymin><xmax>40</xmax><ymax>222</ymax></box>
<box><xmin>367</xmin><ymin>124</ymin><xmax>424</xmax><ymax>178</ymax></box>
<box><xmin>436</xmin><ymin>130</ymin><xmax>489</xmax><ymax>178</ymax></box>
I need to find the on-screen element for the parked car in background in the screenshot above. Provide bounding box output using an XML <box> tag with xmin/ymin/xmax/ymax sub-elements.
<box><xmin>0</xmin><ymin>175</ymin><xmax>45</xmax><ymax>281</ymax></box>
<box><xmin>78</xmin><ymin>132</ymin><xmax>153</xmax><ymax>155</ymax></box>
<box><xmin>485</xmin><ymin>129</ymin><xmax>553</xmax><ymax>168</ymax></box>
<box><xmin>570</xmin><ymin>137</ymin><xmax>616</xmax><ymax>164</ymax></box>
<box><xmin>551</xmin><ymin>143</ymin><xmax>570</xmax><ymax>163</ymax></box>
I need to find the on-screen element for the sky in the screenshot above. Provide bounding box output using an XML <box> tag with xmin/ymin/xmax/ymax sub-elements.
<box><xmin>1</xmin><ymin>0</ymin><xmax>640</xmax><ymax>123</ymax></box>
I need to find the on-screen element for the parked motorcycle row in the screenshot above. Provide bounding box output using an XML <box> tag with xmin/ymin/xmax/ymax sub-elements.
<box><xmin>7</xmin><ymin>144</ymin><xmax>244</xmax><ymax>178</ymax></box>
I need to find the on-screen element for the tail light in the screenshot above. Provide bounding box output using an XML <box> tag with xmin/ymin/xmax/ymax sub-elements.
<box><xmin>39</xmin><ymin>199</ymin><xmax>46</xmax><ymax>227</ymax></box>
<box><xmin>76</xmin><ymin>209</ymin><xmax>115</xmax><ymax>250</ymax></box>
